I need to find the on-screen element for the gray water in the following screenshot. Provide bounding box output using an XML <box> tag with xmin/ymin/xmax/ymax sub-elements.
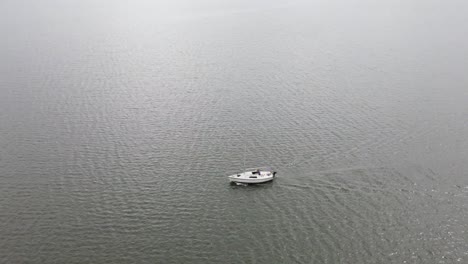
<box><xmin>1</xmin><ymin>0</ymin><xmax>468</xmax><ymax>263</ymax></box>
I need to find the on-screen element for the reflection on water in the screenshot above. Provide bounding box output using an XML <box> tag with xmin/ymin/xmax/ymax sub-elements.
<box><xmin>1</xmin><ymin>0</ymin><xmax>468</xmax><ymax>263</ymax></box>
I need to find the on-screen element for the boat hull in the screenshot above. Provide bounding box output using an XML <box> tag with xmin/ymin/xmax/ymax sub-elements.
<box><xmin>228</xmin><ymin>175</ymin><xmax>275</xmax><ymax>184</ymax></box>
<box><xmin>228</xmin><ymin>168</ymin><xmax>276</xmax><ymax>184</ymax></box>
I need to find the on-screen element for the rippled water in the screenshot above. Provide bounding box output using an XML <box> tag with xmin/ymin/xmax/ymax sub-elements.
<box><xmin>1</xmin><ymin>0</ymin><xmax>468</xmax><ymax>263</ymax></box>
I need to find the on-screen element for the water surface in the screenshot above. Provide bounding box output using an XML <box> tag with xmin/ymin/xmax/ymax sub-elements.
<box><xmin>1</xmin><ymin>0</ymin><xmax>468</xmax><ymax>263</ymax></box>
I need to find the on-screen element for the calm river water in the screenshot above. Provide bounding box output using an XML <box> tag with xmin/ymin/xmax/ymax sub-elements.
<box><xmin>1</xmin><ymin>0</ymin><xmax>468</xmax><ymax>263</ymax></box>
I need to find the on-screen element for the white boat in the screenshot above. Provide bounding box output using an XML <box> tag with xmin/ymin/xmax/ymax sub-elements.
<box><xmin>228</xmin><ymin>167</ymin><xmax>277</xmax><ymax>184</ymax></box>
